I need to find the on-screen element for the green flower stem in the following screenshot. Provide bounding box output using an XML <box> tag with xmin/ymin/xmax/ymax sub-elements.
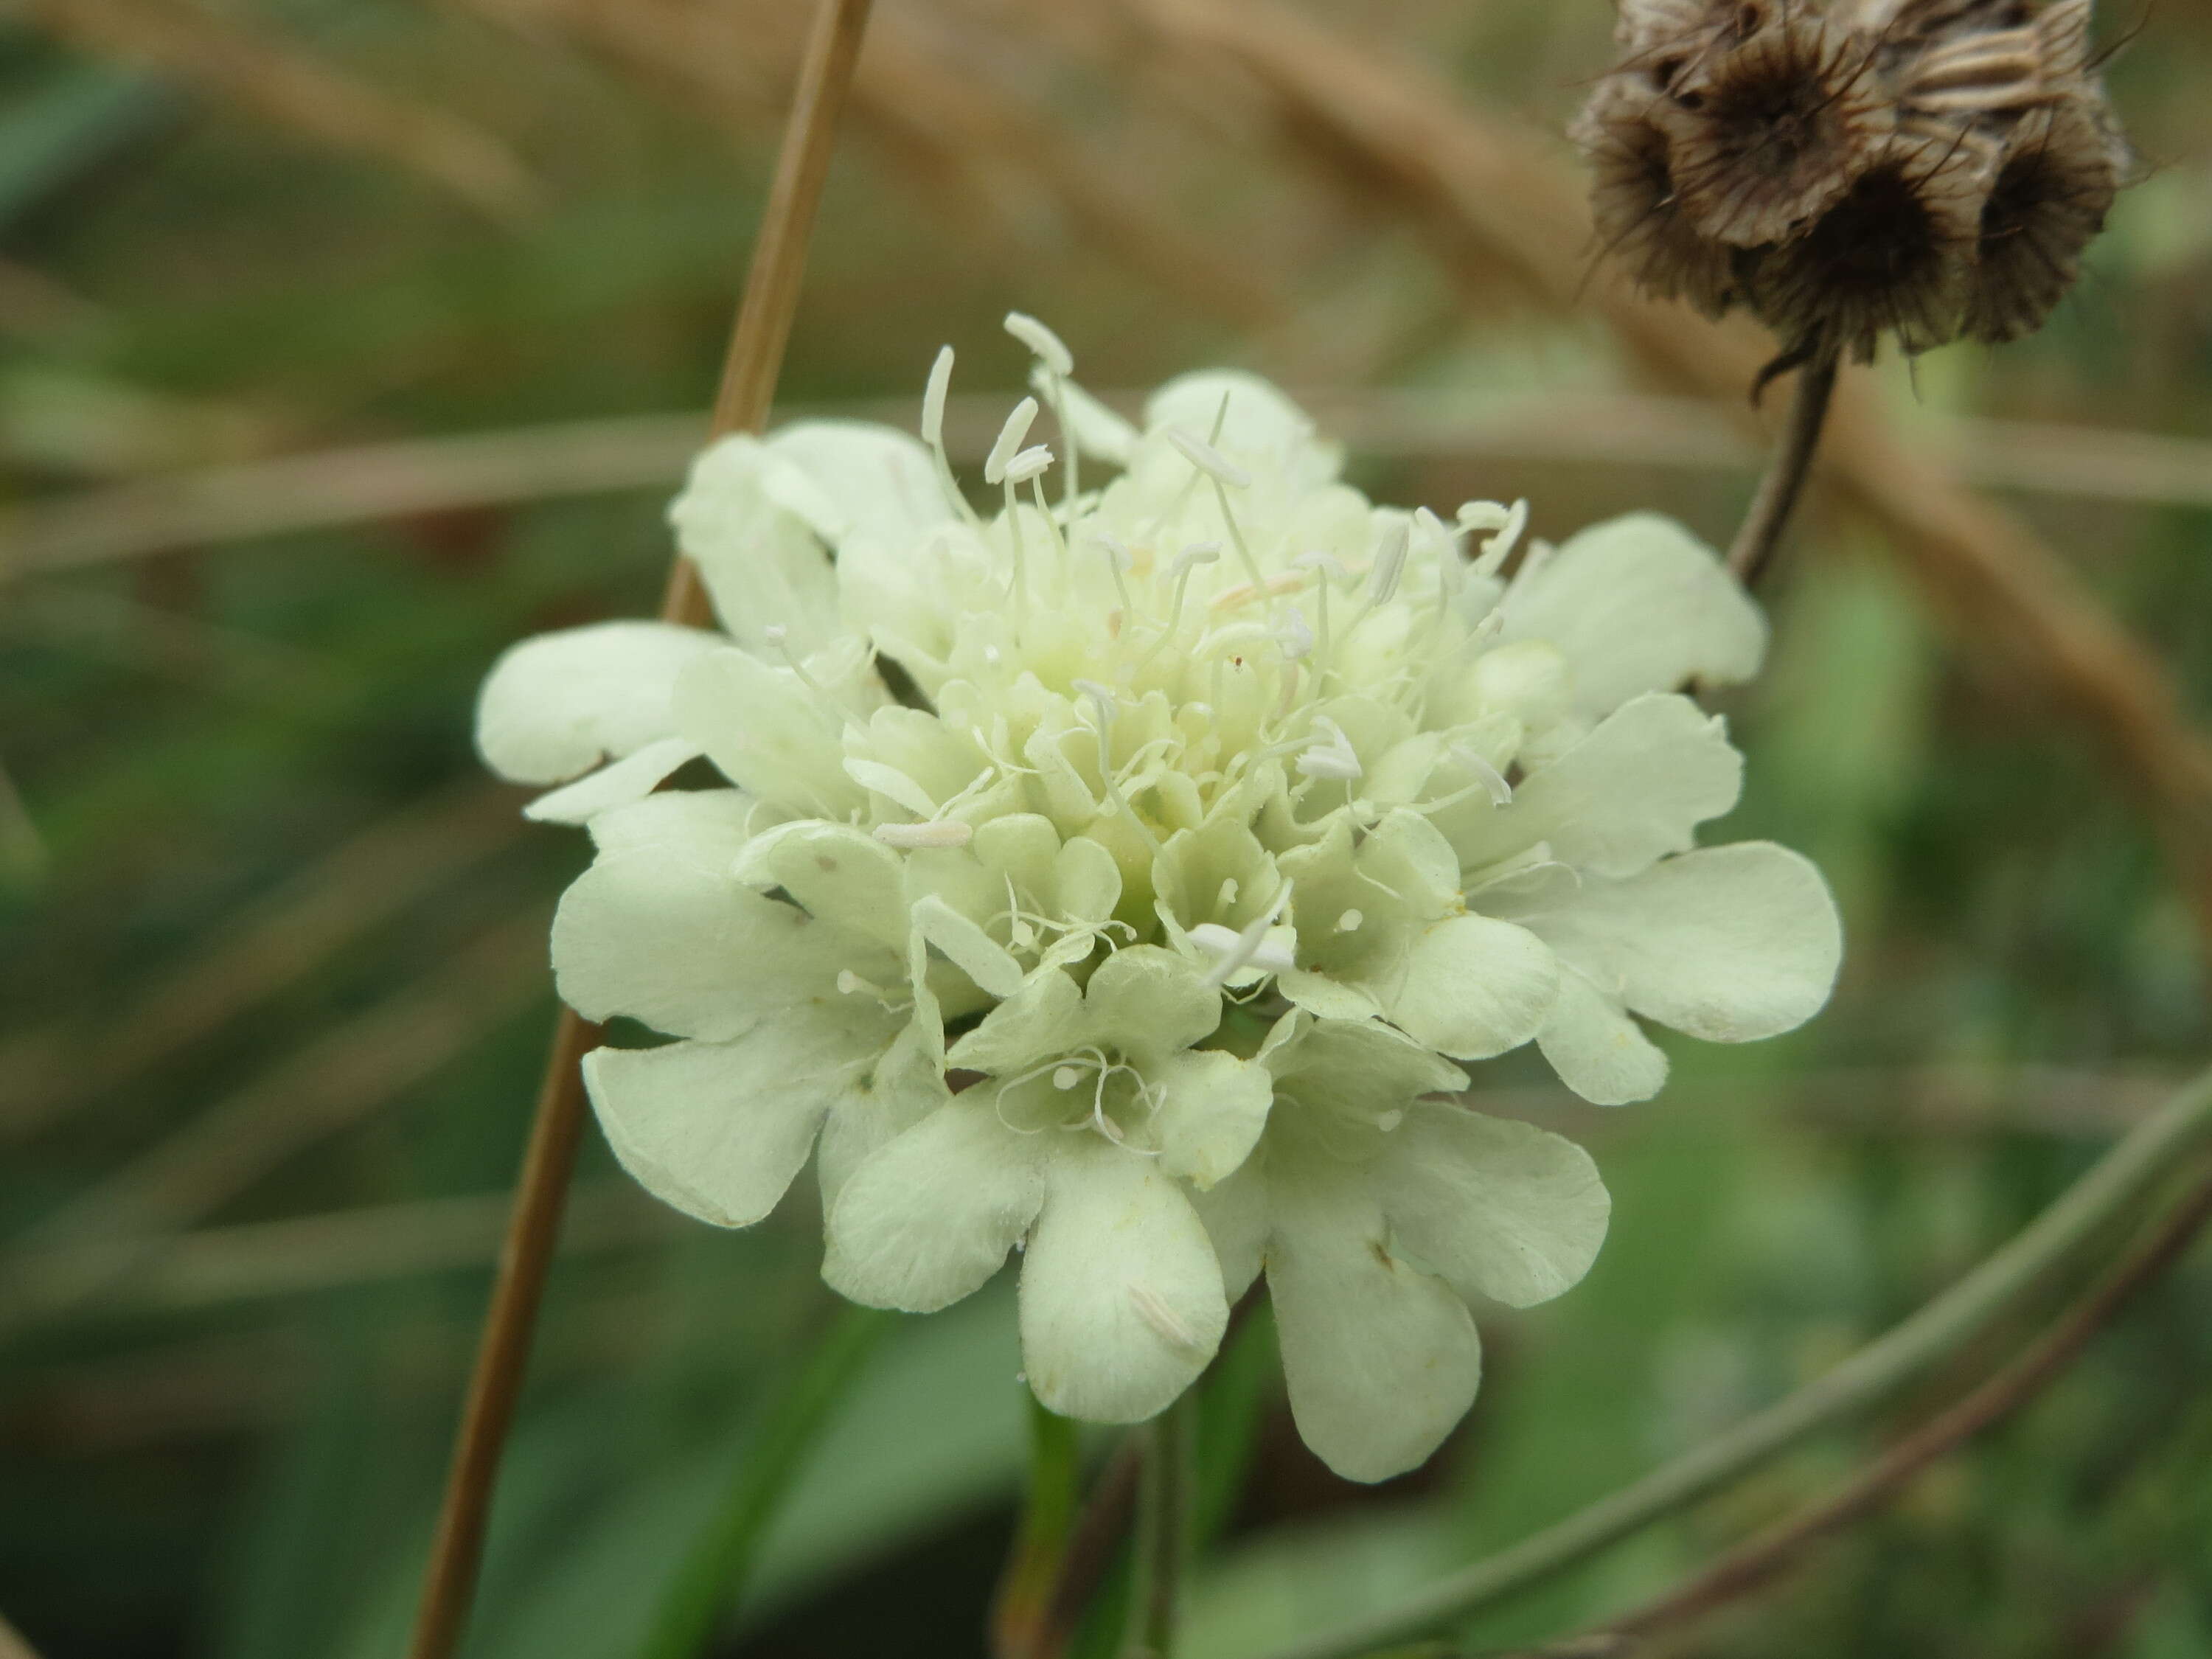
<box><xmin>639</xmin><ymin>1304</ymin><xmax>891</xmax><ymax>1659</ymax></box>
<box><xmin>992</xmin><ymin>1397</ymin><xmax>1085</xmax><ymax>1659</ymax></box>
<box><xmin>1126</xmin><ymin>1397</ymin><xmax>1194</xmax><ymax>1659</ymax></box>
<box><xmin>1257</xmin><ymin>1062</ymin><xmax>2212</xmax><ymax>1659</ymax></box>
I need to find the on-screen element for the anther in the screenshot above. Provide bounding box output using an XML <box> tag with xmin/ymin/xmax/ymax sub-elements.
<box><xmin>1167</xmin><ymin>428</ymin><xmax>1251</xmax><ymax>490</ymax></box>
<box><xmin>922</xmin><ymin>345</ymin><xmax>953</xmax><ymax>449</ymax></box>
<box><xmin>985</xmin><ymin>397</ymin><xmax>1040</xmax><ymax>486</ymax></box>
<box><xmin>1004</xmin><ymin>312</ymin><xmax>1074</xmax><ymax>377</ymax></box>
<box><xmin>1367</xmin><ymin>522</ymin><xmax>1411</xmax><ymax>606</ymax></box>
<box><xmin>873</xmin><ymin>820</ymin><xmax>975</xmax><ymax>849</ymax></box>
<box><xmin>1003</xmin><ymin>445</ymin><xmax>1054</xmax><ymax>485</ymax></box>
<box><xmin>1450</xmin><ymin>744</ymin><xmax>1515</xmax><ymax>807</ymax></box>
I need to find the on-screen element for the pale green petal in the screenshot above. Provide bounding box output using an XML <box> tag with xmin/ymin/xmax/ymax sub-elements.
<box><xmin>1453</xmin><ymin>695</ymin><xmax>1744</xmax><ymax>880</ymax></box>
<box><xmin>673</xmin><ymin>646</ymin><xmax>872</xmax><ymax>820</ymax></box>
<box><xmin>581</xmin><ymin>1006</ymin><xmax>887</xmax><ymax>1229</ymax></box>
<box><xmin>552</xmin><ymin>846</ymin><xmax>890</xmax><ymax>1040</ymax></box>
<box><xmin>1144</xmin><ymin>370</ymin><xmax>1336</xmax><ymax>483</ymax></box>
<box><xmin>1148</xmin><ymin>1048</ymin><xmax>1274</xmax><ymax>1189</ymax></box>
<box><xmin>1265</xmin><ymin>1147</ymin><xmax>1482</xmax><ymax>1483</ymax></box>
<box><xmin>1084</xmin><ymin>946</ymin><xmax>1222</xmax><ymax>1060</ymax></box>
<box><xmin>1263</xmin><ymin>1018</ymin><xmax>1467</xmax><ymax>1128</ymax></box>
<box><xmin>476</xmin><ymin>621</ymin><xmax>720</xmax><ymax>786</ymax></box>
<box><xmin>815</xmin><ymin>1015</ymin><xmax>950</xmax><ymax>1214</ymax></box>
<box><xmin>734</xmin><ymin>821</ymin><xmax>909</xmax><ymax>952</ymax></box>
<box><xmin>947</xmin><ymin>967</ymin><xmax>1087</xmax><ymax>1074</ymax></box>
<box><xmin>914</xmin><ymin>894</ymin><xmax>1026</xmax><ymax>998</ymax></box>
<box><xmin>1355</xmin><ymin>809</ymin><xmax>1462</xmax><ymax>914</ymax></box>
<box><xmin>763</xmin><ymin>421</ymin><xmax>950</xmax><ymax>552</ymax></box>
<box><xmin>585</xmin><ymin>787</ymin><xmax>754</xmax><ymax>859</ymax></box>
<box><xmin>1055</xmin><ymin>377</ymin><xmax>1140</xmax><ymax>465</ymax></box>
<box><xmin>1381</xmin><ymin>1103</ymin><xmax>1610</xmax><ymax>1309</ymax></box>
<box><xmin>1537</xmin><ymin>964</ymin><xmax>1670</xmax><ymax>1105</ymax></box>
<box><xmin>1386</xmin><ymin>914</ymin><xmax>1558</xmax><ymax>1060</ymax></box>
<box><xmin>822</xmin><ymin>1098</ymin><xmax>1045</xmax><ymax>1312</ymax></box>
<box><xmin>1190</xmin><ymin>1157</ymin><xmax>1269</xmax><ymax>1301</ymax></box>
<box><xmin>1530</xmin><ymin>843</ymin><xmax>1842</xmax><ymax>1043</ymax></box>
<box><xmin>1054</xmin><ymin>834</ymin><xmax>1123</xmax><ymax>925</ymax></box>
<box><xmin>1277</xmin><ymin>969</ymin><xmax>1386</xmax><ymax>1024</ymax></box>
<box><xmin>522</xmin><ymin>737</ymin><xmax>700</xmax><ymax>827</ymax></box>
<box><xmin>1501</xmin><ymin>513</ymin><xmax>1765</xmax><ymax>719</ymax></box>
<box><xmin>667</xmin><ymin>435</ymin><xmax>848</xmax><ymax>657</ymax></box>
<box><xmin>1019</xmin><ymin>1144</ymin><xmax>1227</xmax><ymax>1422</ymax></box>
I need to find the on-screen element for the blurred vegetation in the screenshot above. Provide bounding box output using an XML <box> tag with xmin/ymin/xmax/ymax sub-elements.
<box><xmin>4</xmin><ymin>1</ymin><xmax>2212</xmax><ymax>1657</ymax></box>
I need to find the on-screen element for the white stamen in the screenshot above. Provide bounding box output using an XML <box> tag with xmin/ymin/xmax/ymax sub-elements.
<box><xmin>1367</xmin><ymin>521</ymin><xmax>1411</xmax><ymax>605</ymax></box>
<box><xmin>1128</xmin><ymin>1283</ymin><xmax>1203</xmax><ymax>1352</ymax></box>
<box><xmin>1467</xmin><ymin>499</ymin><xmax>1529</xmax><ymax>577</ymax></box>
<box><xmin>1295</xmin><ymin>717</ymin><xmax>1363</xmax><ymax>782</ymax></box>
<box><xmin>1194</xmin><ymin>884</ymin><xmax>1295</xmax><ymax>989</ymax></box>
<box><xmin>1276</xmin><ymin>605</ymin><xmax>1315</xmax><ymax>661</ymax></box>
<box><xmin>985</xmin><ymin>397</ymin><xmax>1040</xmax><ymax>485</ymax></box>
<box><xmin>1052</xmin><ymin>1064</ymin><xmax>1085</xmax><ymax>1091</ymax></box>
<box><xmin>872</xmin><ymin>820</ymin><xmax>975</xmax><ymax>849</ymax></box>
<box><xmin>1450</xmin><ymin>744</ymin><xmax>1514</xmax><ymax>807</ymax></box>
<box><xmin>922</xmin><ymin>345</ymin><xmax>954</xmax><ymax>448</ymax></box>
<box><xmin>1167</xmin><ymin>428</ymin><xmax>1251</xmax><ymax>489</ymax></box>
<box><xmin>1336</xmin><ymin>908</ymin><xmax>1363</xmax><ymax>933</ymax></box>
<box><xmin>1004</xmin><ymin>311</ymin><xmax>1074</xmax><ymax>377</ymax></box>
<box><xmin>1072</xmin><ymin>678</ymin><xmax>1119</xmax><ymax>725</ymax></box>
<box><xmin>1003</xmin><ymin>444</ymin><xmax>1054</xmax><ymax>485</ymax></box>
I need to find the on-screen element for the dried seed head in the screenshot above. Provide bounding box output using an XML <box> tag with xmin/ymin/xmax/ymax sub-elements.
<box><xmin>1579</xmin><ymin>0</ymin><xmax>2129</xmax><ymax>363</ymax></box>
<box><xmin>1574</xmin><ymin>82</ymin><xmax>1739</xmax><ymax>317</ymax></box>
<box><xmin>1961</xmin><ymin>94</ymin><xmax>2124</xmax><ymax>342</ymax></box>
<box><xmin>1744</xmin><ymin>128</ymin><xmax>1988</xmax><ymax>361</ymax></box>
<box><xmin>1662</xmin><ymin>18</ymin><xmax>1893</xmax><ymax>247</ymax></box>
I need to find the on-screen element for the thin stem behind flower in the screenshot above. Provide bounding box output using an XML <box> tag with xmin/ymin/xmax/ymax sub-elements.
<box><xmin>403</xmin><ymin>4</ymin><xmax>876</xmax><ymax>1658</ymax></box>
<box><xmin>1251</xmin><ymin>1062</ymin><xmax>2212</xmax><ymax>1659</ymax></box>
<box><xmin>1728</xmin><ymin>354</ymin><xmax>1839</xmax><ymax>588</ymax></box>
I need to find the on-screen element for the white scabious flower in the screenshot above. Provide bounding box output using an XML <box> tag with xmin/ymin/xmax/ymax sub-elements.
<box><xmin>474</xmin><ymin>321</ymin><xmax>1842</xmax><ymax>1479</ymax></box>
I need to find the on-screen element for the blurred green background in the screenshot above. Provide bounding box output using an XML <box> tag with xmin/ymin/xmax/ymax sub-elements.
<box><xmin>4</xmin><ymin>1</ymin><xmax>2211</xmax><ymax>1656</ymax></box>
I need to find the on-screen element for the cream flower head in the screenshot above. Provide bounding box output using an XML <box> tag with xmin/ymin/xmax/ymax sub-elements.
<box><xmin>476</xmin><ymin>317</ymin><xmax>1842</xmax><ymax>1481</ymax></box>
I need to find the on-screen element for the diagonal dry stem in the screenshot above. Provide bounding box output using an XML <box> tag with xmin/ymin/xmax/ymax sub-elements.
<box><xmin>1545</xmin><ymin>1164</ymin><xmax>2212</xmax><ymax>1653</ymax></box>
<box><xmin>403</xmin><ymin>4</ymin><xmax>875</xmax><ymax>1656</ymax></box>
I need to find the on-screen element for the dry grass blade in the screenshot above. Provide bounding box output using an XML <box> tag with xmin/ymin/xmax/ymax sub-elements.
<box><xmin>0</xmin><ymin>783</ymin><xmax>521</xmax><ymax>1141</ymax></box>
<box><xmin>23</xmin><ymin>0</ymin><xmax>540</xmax><ymax>220</ymax></box>
<box><xmin>22</xmin><ymin>392</ymin><xmax>2212</xmax><ymax>574</ymax></box>
<box><xmin>1120</xmin><ymin>0</ymin><xmax>2212</xmax><ymax>956</ymax></box>
<box><xmin>0</xmin><ymin>414</ymin><xmax>703</xmax><ymax>579</ymax></box>
<box><xmin>5</xmin><ymin>1185</ymin><xmax>669</xmax><ymax>1316</ymax></box>
<box><xmin>4</xmin><ymin>912</ymin><xmax>548</xmax><ymax>1298</ymax></box>
<box><xmin>0</xmin><ymin>1612</ymin><xmax>39</xmax><ymax>1659</ymax></box>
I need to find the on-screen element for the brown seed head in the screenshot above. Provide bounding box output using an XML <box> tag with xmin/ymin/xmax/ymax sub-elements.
<box><xmin>1575</xmin><ymin>81</ymin><xmax>1740</xmax><ymax>317</ymax></box>
<box><xmin>1961</xmin><ymin>94</ymin><xmax>2124</xmax><ymax>341</ymax></box>
<box><xmin>1666</xmin><ymin>18</ymin><xmax>1893</xmax><ymax>247</ymax></box>
<box><xmin>1743</xmin><ymin>126</ymin><xmax>1989</xmax><ymax>361</ymax></box>
<box><xmin>1578</xmin><ymin>0</ymin><xmax>2129</xmax><ymax>363</ymax></box>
